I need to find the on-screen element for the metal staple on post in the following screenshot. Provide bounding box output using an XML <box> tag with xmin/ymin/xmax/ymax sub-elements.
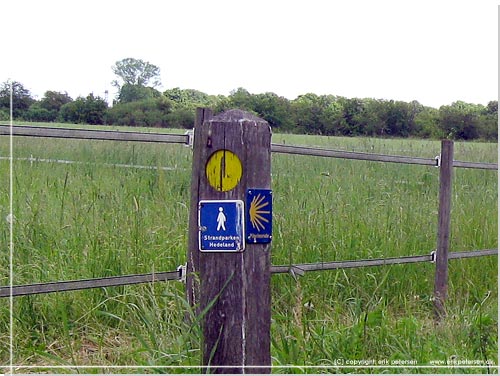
<box><xmin>177</xmin><ymin>264</ymin><xmax>187</xmax><ymax>283</ymax></box>
<box><xmin>184</xmin><ymin>129</ymin><xmax>194</xmax><ymax>148</ymax></box>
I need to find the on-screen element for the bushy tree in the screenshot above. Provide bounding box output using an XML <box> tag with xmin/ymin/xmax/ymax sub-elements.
<box><xmin>0</xmin><ymin>80</ymin><xmax>35</xmax><ymax>119</ymax></box>
<box><xmin>59</xmin><ymin>94</ymin><xmax>107</xmax><ymax>125</ymax></box>
<box><xmin>228</xmin><ymin>88</ymin><xmax>254</xmax><ymax>112</ymax></box>
<box><xmin>107</xmin><ymin>97</ymin><xmax>173</xmax><ymax>127</ymax></box>
<box><xmin>112</xmin><ymin>58</ymin><xmax>162</xmax><ymax>103</ymax></box>
<box><xmin>112</xmin><ymin>58</ymin><xmax>161</xmax><ymax>88</ymax></box>
<box><xmin>438</xmin><ymin>101</ymin><xmax>481</xmax><ymax>140</ymax></box>
<box><xmin>25</xmin><ymin>104</ymin><xmax>54</xmax><ymax>122</ymax></box>
<box><xmin>336</xmin><ymin>97</ymin><xmax>367</xmax><ymax>136</ymax></box>
<box><xmin>118</xmin><ymin>84</ymin><xmax>161</xmax><ymax>103</ymax></box>
<box><xmin>414</xmin><ymin>107</ymin><xmax>441</xmax><ymax>138</ymax></box>
<box><xmin>0</xmin><ymin>109</ymin><xmax>8</xmax><ymax>121</ymax></box>
<box><xmin>381</xmin><ymin>100</ymin><xmax>418</xmax><ymax>137</ymax></box>
<box><xmin>40</xmin><ymin>91</ymin><xmax>72</xmax><ymax>112</ymax></box>
<box><xmin>477</xmin><ymin>101</ymin><xmax>498</xmax><ymax>140</ymax></box>
<box><xmin>291</xmin><ymin>93</ymin><xmax>323</xmax><ymax>134</ymax></box>
<box><xmin>164</xmin><ymin>88</ymin><xmax>215</xmax><ymax>108</ymax></box>
<box><xmin>25</xmin><ymin>90</ymin><xmax>74</xmax><ymax>122</ymax></box>
<box><xmin>251</xmin><ymin>92</ymin><xmax>295</xmax><ymax>130</ymax></box>
<box><xmin>165</xmin><ymin>107</ymin><xmax>195</xmax><ymax>128</ymax></box>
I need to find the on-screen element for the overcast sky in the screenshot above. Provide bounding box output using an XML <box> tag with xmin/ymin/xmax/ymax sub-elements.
<box><xmin>2</xmin><ymin>0</ymin><xmax>498</xmax><ymax>108</ymax></box>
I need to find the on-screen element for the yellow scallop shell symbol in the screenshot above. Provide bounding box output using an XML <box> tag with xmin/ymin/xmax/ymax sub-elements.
<box><xmin>205</xmin><ymin>149</ymin><xmax>243</xmax><ymax>192</ymax></box>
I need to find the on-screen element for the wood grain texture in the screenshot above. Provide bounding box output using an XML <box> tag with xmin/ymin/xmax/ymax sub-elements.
<box><xmin>434</xmin><ymin>139</ymin><xmax>454</xmax><ymax>320</ymax></box>
<box><xmin>187</xmin><ymin>109</ymin><xmax>271</xmax><ymax>373</ymax></box>
<box><xmin>187</xmin><ymin>108</ymin><xmax>213</xmax><ymax>311</ymax></box>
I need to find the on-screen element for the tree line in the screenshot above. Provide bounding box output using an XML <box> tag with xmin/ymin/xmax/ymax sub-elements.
<box><xmin>1</xmin><ymin>58</ymin><xmax>497</xmax><ymax>141</ymax></box>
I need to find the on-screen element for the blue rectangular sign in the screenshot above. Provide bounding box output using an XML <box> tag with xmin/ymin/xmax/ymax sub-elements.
<box><xmin>198</xmin><ymin>200</ymin><xmax>245</xmax><ymax>252</ymax></box>
<box><xmin>246</xmin><ymin>189</ymin><xmax>272</xmax><ymax>243</ymax></box>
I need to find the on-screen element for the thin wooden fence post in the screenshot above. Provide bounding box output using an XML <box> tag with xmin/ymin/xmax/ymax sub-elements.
<box><xmin>434</xmin><ymin>139</ymin><xmax>454</xmax><ymax>320</ymax></box>
<box><xmin>187</xmin><ymin>108</ymin><xmax>272</xmax><ymax>373</ymax></box>
<box><xmin>187</xmin><ymin>107</ymin><xmax>213</xmax><ymax>310</ymax></box>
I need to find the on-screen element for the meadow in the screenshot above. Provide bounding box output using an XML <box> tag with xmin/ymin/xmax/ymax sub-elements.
<box><xmin>0</xmin><ymin>124</ymin><xmax>497</xmax><ymax>373</ymax></box>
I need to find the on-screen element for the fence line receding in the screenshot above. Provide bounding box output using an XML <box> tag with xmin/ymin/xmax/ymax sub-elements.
<box><xmin>1</xmin><ymin>249</ymin><xmax>496</xmax><ymax>298</ymax></box>
<box><xmin>0</xmin><ymin>125</ymin><xmax>190</xmax><ymax>145</ymax></box>
<box><xmin>1</xmin><ymin>125</ymin><xmax>497</xmax><ymax>170</ymax></box>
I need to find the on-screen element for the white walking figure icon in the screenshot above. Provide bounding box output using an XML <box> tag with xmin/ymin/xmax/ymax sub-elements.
<box><xmin>216</xmin><ymin>207</ymin><xmax>226</xmax><ymax>231</ymax></box>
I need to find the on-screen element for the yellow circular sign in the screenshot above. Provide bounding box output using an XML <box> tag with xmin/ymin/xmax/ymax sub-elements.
<box><xmin>205</xmin><ymin>149</ymin><xmax>243</xmax><ymax>192</ymax></box>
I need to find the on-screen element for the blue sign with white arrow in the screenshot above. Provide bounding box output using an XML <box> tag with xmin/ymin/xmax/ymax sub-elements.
<box><xmin>198</xmin><ymin>200</ymin><xmax>245</xmax><ymax>252</ymax></box>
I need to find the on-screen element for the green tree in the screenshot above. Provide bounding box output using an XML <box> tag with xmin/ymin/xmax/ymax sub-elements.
<box><xmin>438</xmin><ymin>101</ymin><xmax>481</xmax><ymax>140</ymax></box>
<box><xmin>317</xmin><ymin>95</ymin><xmax>343</xmax><ymax>135</ymax></box>
<box><xmin>414</xmin><ymin>106</ymin><xmax>441</xmax><ymax>138</ymax></box>
<box><xmin>118</xmin><ymin>84</ymin><xmax>161</xmax><ymax>103</ymax></box>
<box><xmin>40</xmin><ymin>91</ymin><xmax>73</xmax><ymax>112</ymax></box>
<box><xmin>251</xmin><ymin>92</ymin><xmax>294</xmax><ymax>130</ymax></box>
<box><xmin>291</xmin><ymin>93</ymin><xmax>324</xmax><ymax>134</ymax></box>
<box><xmin>343</xmin><ymin>98</ymin><xmax>376</xmax><ymax>136</ymax></box>
<box><xmin>25</xmin><ymin>104</ymin><xmax>54</xmax><ymax>122</ymax></box>
<box><xmin>337</xmin><ymin>97</ymin><xmax>366</xmax><ymax>136</ymax></box>
<box><xmin>291</xmin><ymin>94</ymin><xmax>344</xmax><ymax>135</ymax></box>
<box><xmin>0</xmin><ymin>80</ymin><xmax>35</xmax><ymax>119</ymax></box>
<box><xmin>59</xmin><ymin>94</ymin><xmax>107</xmax><ymax>125</ymax></box>
<box><xmin>228</xmin><ymin>88</ymin><xmax>254</xmax><ymax>112</ymax></box>
<box><xmin>107</xmin><ymin>97</ymin><xmax>173</xmax><ymax>127</ymax></box>
<box><xmin>383</xmin><ymin>100</ymin><xmax>418</xmax><ymax>137</ymax></box>
<box><xmin>59</xmin><ymin>99</ymin><xmax>85</xmax><ymax>123</ymax></box>
<box><xmin>28</xmin><ymin>90</ymin><xmax>74</xmax><ymax>121</ymax></box>
<box><xmin>163</xmin><ymin>88</ymin><xmax>219</xmax><ymax>111</ymax></box>
<box><xmin>165</xmin><ymin>107</ymin><xmax>195</xmax><ymax>128</ymax></box>
<box><xmin>112</xmin><ymin>57</ymin><xmax>161</xmax><ymax>89</ymax></box>
<box><xmin>477</xmin><ymin>100</ymin><xmax>498</xmax><ymax>140</ymax></box>
<box><xmin>112</xmin><ymin>58</ymin><xmax>162</xmax><ymax>103</ymax></box>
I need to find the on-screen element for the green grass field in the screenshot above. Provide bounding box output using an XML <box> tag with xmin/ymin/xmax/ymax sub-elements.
<box><xmin>0</xmin><ymin>125</ymin><xmax>497</xmax><ymax>373</ymax></box>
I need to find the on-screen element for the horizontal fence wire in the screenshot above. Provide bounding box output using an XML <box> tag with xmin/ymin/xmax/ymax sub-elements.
<box><xmin>0</xmin><ymin>125</ymin><xmax>190</xmax><ymax>145</ymax></box>
<box><xmin>0</xmin><ymin>270</ymin><xmax>182</xmax><ymax>298</ymax></box>
<box><xmin>0</xmin><ymin>156</ymin><xmax>186</xmax><ymax>172</ymax></box>
<box><xmin>1</xmin><ymin>249</ymin><xmax>496</xmax><ymax>298</ymax></box>
<box><xmin>452</xmin><ymin>160</ymin><xmax>498</xmax><ymax>170</ymax></box>
<box><xmin>271</xmin><ymin>143</ymin><xmax>439</xmax><ymax>167</ymax></box>
<box><xmin>270</xmin><ymin>254</ymin><xmax>432</xmax><ymax>275</ymax></box>
<box><xmin>0</xmin><ymin>125</ymin><xmax>497</xmax><ymax>170</ymax></box>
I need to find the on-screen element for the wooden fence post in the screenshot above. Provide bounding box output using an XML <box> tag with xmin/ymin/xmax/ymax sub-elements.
<box><xmin>433</xmin><ymin>139</ymin><xmax>454</xmax><ymax>320</ymax></box>
<box><xmin>187</xmin><ymin>107</ymin><xmax>213</xmax><ymax>310</ymax></box>
<box><xmin>187</xmin><ymin>108</ymin><xmax>272</xmax><ymax>373</ymax></box>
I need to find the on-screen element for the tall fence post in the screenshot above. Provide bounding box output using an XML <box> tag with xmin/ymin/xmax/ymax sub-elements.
<box><xmin>187</xmin><ymin>107</ymin><xmax>213</xmax><ymax>310</ymax></box>
<box><xmin>434</xmin><ymin>139</ymin><xmax>454</xmax><ymax>320</ymax></box>
<box><xmin>187</xmin><ymin>108</ymin><xmax>272</xmax><ymax>373</ymax></box>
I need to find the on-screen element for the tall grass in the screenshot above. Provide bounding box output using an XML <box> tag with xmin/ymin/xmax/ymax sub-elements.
<box><xmin>0</xmin><ymin>131</ymin><xmax>497</xmax><ymax>373</ymax></box>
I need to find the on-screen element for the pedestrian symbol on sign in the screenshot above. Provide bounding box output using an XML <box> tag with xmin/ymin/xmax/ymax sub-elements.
<box><xmin>217</xmin><ymin>207</ymin><xmax>226</xmax><ymax>231</ymax></box>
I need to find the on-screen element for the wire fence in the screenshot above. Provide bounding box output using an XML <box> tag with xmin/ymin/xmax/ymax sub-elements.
<box><xmin>0</xmin><ymin>156</ymin><xmax>186</xmax><ymax>172</ymax></box>
<box><xmin>0</xmin><ymin>249</ymin><xmax>496</xmax><ymax>298</ymax></box>
<box><xmin>0</xmin><ymin>125</ymin><xmax>189</xmax><ymax>144</ymax></box>
<box><xmin>1</xmin><ymin>124</ymin><xmax>498</xmax><ymax>170</ymax></box>
<box><xmin>0</xmin><ymin>124</ymin><xmax>497</xmax><ymax>300</ymax></box>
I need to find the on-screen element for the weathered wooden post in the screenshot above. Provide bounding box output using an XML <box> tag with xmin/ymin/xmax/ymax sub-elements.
<box><xmin>433</xmin><ymin>139</ymin><xmax>454</xmax><ymax>320</ymax></box>
<box><xmin>187</xmin><ymin>107</ymin><xmax>213</xmax><ymax>310</ymax></box>
<box><xmin>186</xmin><ymin>108</ymin><xmax>272</xmax><ymax>373</ymax></box>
